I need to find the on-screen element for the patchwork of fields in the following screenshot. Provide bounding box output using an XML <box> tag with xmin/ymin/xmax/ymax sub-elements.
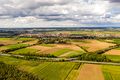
<box><xmin>1</xmin><ymin>37</ymin><xmax>120</xmax><ymax>80</ymax></box>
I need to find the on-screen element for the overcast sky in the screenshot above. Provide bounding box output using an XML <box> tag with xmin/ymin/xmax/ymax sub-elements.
<box><xmin>0</xmin><ymin>0</ymin><xmax>120</xmax><ymax>28</ymax></box>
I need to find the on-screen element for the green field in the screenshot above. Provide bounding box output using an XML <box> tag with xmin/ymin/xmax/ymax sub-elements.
<box><xmin>102</xmin><ymin>65</ymin><xmax>120</xmax><ymax>80</ymax></box>
<box><xmin>52</xmin><ymin>48</ymin><xmax>72</xmax><ymax>56</ymax></box>
<box><xmin>0</xmin><ymin>43</ymin><xmax>29</xmax><ymax>51</ymax></box>
<box><xmin>40</xmin><ymin>44</ymin><xmax>55</xmax><ymax>47</ymax></box>
<box><xmin>0</xmin><ymin>38</ymin><xmax>12</xmax><ymax>40</ymax></box>
<box><xmin>9</xmin><ymin>48</ymin><xmax>38</xmax><ymax>55</ymax></box>
<box><xmin>16</xmin><ymin>38</ymin><xmax>35</xmax><ymax>41</ymax></box>
<box><xmin>65</xmin><ymin>50</ymin><xmax>85</xmax><ymax>57</ymax></box>
<box><xmin>0</xmin><ymin>56</ymin><xmax>78</xmax><ymax>80</ymax></box>
<box><xmin>106</xmin><ymin>55</ymin><xmax>120</xmax><ymax>62</ymax></box>
<box><xmin>103</xmin><ymin>39</ymin><xmax>120</xmax><ymax>44</ymax></box>
<box><xmin>112</xmin><ymin>39</ymin><xmax>120</xmax><ymax>44</ymax></box>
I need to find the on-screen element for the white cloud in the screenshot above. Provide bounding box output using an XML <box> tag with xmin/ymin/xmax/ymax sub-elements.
<box><xmin>0</xmin><ymin>0</ymin><xmax>119</xmax><ymax>28</ymax></box>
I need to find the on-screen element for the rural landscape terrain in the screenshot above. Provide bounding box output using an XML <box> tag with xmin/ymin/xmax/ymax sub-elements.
<box><xmin>1</xmin><ymin>27</ymin><xmax>120</xmax><ymax>80</ymax></box>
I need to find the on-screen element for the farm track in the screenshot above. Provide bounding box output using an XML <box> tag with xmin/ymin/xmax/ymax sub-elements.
<box><xmin>1</xmin><ymin>53</ymin><xmax>120</xmax><ymax>66</ymax></box>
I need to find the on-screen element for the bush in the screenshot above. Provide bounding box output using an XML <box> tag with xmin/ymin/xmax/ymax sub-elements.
<box><xmin>77</xmin><ymin>53</ymin><xmax>111</xmax><ymax>62</ymax></box>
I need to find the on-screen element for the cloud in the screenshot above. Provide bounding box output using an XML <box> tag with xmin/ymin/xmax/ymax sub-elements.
<box><xmin>110</xmin><ymin>0</ymin><xmax>120</xmax><ymax>2</ymax></box>
<box><xmin>0</xmin><ymin>0</ymin><xmax>119</xmax><ymax>28</ymax></box>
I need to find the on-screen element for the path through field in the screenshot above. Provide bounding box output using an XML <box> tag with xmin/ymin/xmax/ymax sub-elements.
<box><xmin>77</xmin><ymin>64</ymin><xmax>104</xmax><ymax>80</ymax></box>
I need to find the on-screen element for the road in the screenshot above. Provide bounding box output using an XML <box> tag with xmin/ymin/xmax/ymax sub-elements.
<box><xmin>1</xmin><ymin>53</ymin><xmax>120</xmax><ymax>66</ymax></box>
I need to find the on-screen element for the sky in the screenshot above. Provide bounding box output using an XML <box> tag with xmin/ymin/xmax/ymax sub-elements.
<box><xmin>0</xmin><ymin>0</ymin><xmax>120</xmax><ymax>28</ymax></box>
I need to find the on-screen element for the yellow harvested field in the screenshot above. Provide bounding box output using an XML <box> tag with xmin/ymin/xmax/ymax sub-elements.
<box><xmin>105</xmin><ymin>49</ymin><xmax>120</xmax><ymax>55</ymax></box>
<box><xmin>41</xmin><ymin>48</ymin><xmax>62</xmax><ymax>54</ymax></box>
<box><xmin>28</xmin><ymin>45</ymin><xmax>52</xmax><ymax>52</ymax></box>
<box><xmin>0</xmin><ymin>40</ymin><xmax>19</xmax><ymax>45</ymax></box>
<box><xmin>0</xmin><ymin>47</ymin><xmax>8</xmax><ymax>51</ymax></box>
<box><xmin>55</xmin><ymin>44</ymin><xmax>82</xmax><ymax>51</ymax></box>
<box><xmin>77</xmin><ymin>64</ymin><xmax>104</xmax><ymax>80</ymax></box>
<box><xmin>23</xmin><ymin>40</ymin><xmax>38</xmax><ymax>45</ymax></box>
<box><xmin>74</xmin><ymin>40</ymin><xmax>115</xmax><ymax>52</ymax></box>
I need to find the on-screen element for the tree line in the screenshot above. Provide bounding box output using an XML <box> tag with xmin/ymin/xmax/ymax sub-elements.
<box><xmin>76</xmin><ymin>53</ymin><xmax>111</xmax><ymax>62</ymax></box>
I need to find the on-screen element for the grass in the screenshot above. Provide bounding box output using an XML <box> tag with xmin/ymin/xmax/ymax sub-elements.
<box><xmin>106</xmin><ymin>55</ymin><xmax>120</xmax><ymax>62</ymax></box>
<box><xmin>102</xmin><ymin>65</ymin><xmax>120</xmax><ymax>80</ymax></box>
<box><xmin>9</xmin><ymin>48</ymin><xmax>38</xmax><ymax>55</ymax></box>
<box><xmin>0</xmin><ymin>56</ymin><xmax>77</xmax><ymax>80</ymax></box>
<box><xmin>52</xmin><ymin>48</ymin><xmax>72</xmax><ymax>56</ymax></box>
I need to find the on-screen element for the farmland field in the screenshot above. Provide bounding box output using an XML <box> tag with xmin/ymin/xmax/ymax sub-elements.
<box><xmin>9</xmin><ymin>48</ymin><xmax>38</xmax><ymax>55</ymax></box>
<box><xmin>1</xmin><ymin>30</ymin><xmax>120</xmax><ymax>80</ymax></box>
<box><xmin>77</xmin><ymin>64</ymin><xmax>104</xmax><ymax>80</ymax></box>
<box><xmin>102</xmin><ymin>65</ymin><xmax>120</xmax><ymax>80</ymax></box>
<box><xmin>51</xmin><ymin>48</ymin><xmax>72</xmax><ymax>56</ymax></box>
<box><xmin>0</xmin><ymin>38</ymin><xmax>20</xmax><ymax>45</ymax></box>
<box><xmin>106</xmin><ymin>55</ymin><xmax>120</xmax><ymax>62</ymax></box>
<box><xmin>0</xmin><ymin>56</ymin><xmax>80</xmax><ymax>80</ymax></box>
<box><xmin>105</xmin><ymin>49</ymin><xmax>120</xmax><ymax>55</ymax></box>
<box><xmin>0</xmin><ymin>43</ymin><xmax>29</xmax><ymax>52</ymax></box>
<box><xmin>73</xmin><ymin>40</ymin><xmax>115</xmax><ymax>52</ymax></box>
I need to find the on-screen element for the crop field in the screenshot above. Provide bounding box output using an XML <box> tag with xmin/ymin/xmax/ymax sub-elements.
<box><xmin>55</xmin><ymin>44</ymin><xmax>83</xmax><ymax>51</ymax></box>
<box><xmin>0</xmin><ymin>37</ymin><xmax>36</xmax><ymax>46</ymax></box>
<box><xmin>9</xmin><ymin>48</ymin><xmax>39</xmax><ymax>55</ymax></box>
<box><xmin>0</xmin><ymin>38</ymin><xmax>20</xmax><ymax>45</ymax></box>
<box><xmin>0</xmin><ymin>56</ymin><xmax>80</xmax><ymax>80</ymax></box>
<box><xmin>77</xmin><ymin>64</ymin><xmax>104</xmax><ymax>80</ymax></box>
<box><xmin>51</xmin><ymin>48</ymin><xmax>72</xmax><ymax>56</ymax></box>
<box><xmin>28</xmin><ymin>45</ymin><xmax>55</xmax><ymax>55</ymax></box>
<box><xmin>23</xmin><ymin>39</ymin><xmax>38</xmax><ymax>45</ymax></box>
<box><xmin>103</xmin><ymin>39</ymin><xmax>120</xmax><ymax>44</ymax></box>
<box><xmin>0</xmin><ymin>43</ymin><xmax>29</xmax><ymax>51</ymax></box>
<box><xmin>16</xmin><ymin>38</ymin><xmax>35</xmax><ymax>41</ymax></box>
<box><xmin>104</xmin><ymin>49</ymin><xmax>120</xmax><ymax>55</ymax></box>
<box><xmin>106</xmin><ymin>55</ymin><xmax>120</xmax><ymax>62</ymax></box>
<box><xmin>73</xmin><ymin>40</ymin><xmax>115</xmax><ymax>52</ymax></box>
<box><xmin>60</xmin><ymin>50</ymin><xmax>85</xmax><ymax>57</ymax></box>
<box><xmin>102</xmin><ymin>65</ymin><xmax>120</xmax><ymax>80</ymax></box>
<box><xmin>40</xmin><ymin>44</ymin><xmax>55</xmax><ymax>47</ymax></box>
<box><xmin>19</xmin><ymin>44</ymin><xmax>85</xmax><ymax>57</ymax></box>
<box><xmin>0</xmin><ymin>36</ymin><xmax>120</xmax><ymax>80</ymax></box>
